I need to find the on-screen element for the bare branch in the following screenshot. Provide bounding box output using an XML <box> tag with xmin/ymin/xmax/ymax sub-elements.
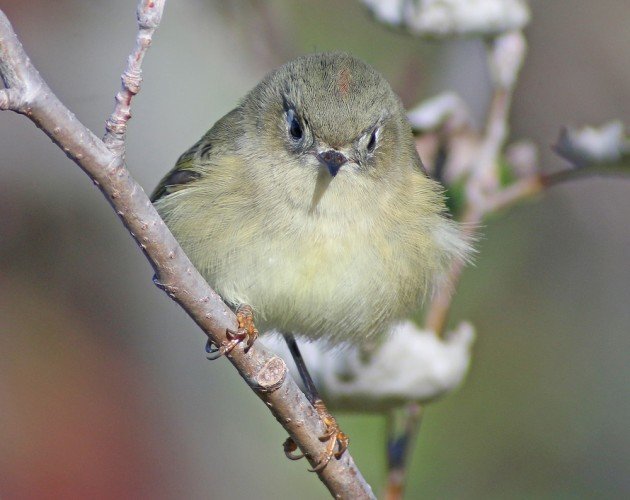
<box><xmin>385</xmin><ymin>30</ymin><xmax>528</xmax><ymax>500</ymax></box>
<box><xmin>103</xmin><ymin>0</ymin><xmax>165</xmax><ymax>155</ymax></box>
<box><xmin>384</xmin><ymin>404</ymin><xmax>423</xmax><ymax>500</ymax></box>
<box><xmin>0</xmin><ymin>5</ymin><xmax>373</xmax><ymax>498</ymax></box>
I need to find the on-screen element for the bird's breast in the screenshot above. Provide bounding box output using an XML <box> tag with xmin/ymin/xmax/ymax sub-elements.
<box><xmin>215</xmin><ymin>203</ymin><xmax>419</xmax><ymax>344</ymax></box>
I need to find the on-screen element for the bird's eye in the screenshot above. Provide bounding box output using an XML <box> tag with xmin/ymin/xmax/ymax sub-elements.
<box><xmin>287</xmin><ymin>109</ymin><xmax>303</xmax><ymax>141</ymax></box>
<box><xmin>366</xmin><ymin>128</ymin><xmax>378</xmax><ymax>153</ymax></box>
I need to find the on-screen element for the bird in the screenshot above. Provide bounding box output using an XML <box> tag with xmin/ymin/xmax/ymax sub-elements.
<box><xmin>151</xmin><ymin>52</ymin><xmax>469</xmax><ymax>470</ymax></box>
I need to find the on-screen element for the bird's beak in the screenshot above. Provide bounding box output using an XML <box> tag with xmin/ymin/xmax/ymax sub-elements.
<box><xmin>317</xmin><ymin>150</ymin><xmax>348</xmax><ymax>177</ymax></box>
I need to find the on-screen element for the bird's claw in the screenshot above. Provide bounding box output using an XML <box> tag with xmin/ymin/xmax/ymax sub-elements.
<box><xmin>205</xmin><ymin>304</ymin><xmax>258</xmax><ymax>360</ymax></box>
<box><xmin>283</xmin><ymin>399</ymin><xmax>349</xmax><ymax>472</ymax></box>
<box><xmin>283</xmin><ymin>437</ymin><xmax>305</xmax><ymax>461</ymax></box>
<box><xmin>310</xmin><ymin>400</ymin><xmax>348</xmax><ymax>471</ymax></box>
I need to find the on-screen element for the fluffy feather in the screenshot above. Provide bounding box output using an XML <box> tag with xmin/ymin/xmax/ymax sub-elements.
<box><xmin>152</xmin><ymin>53</ymin><xmax>470</xmax><ymax>345</ymax></box>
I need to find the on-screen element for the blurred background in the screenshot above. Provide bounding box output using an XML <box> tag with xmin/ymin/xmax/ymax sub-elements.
<box><xmin>0</xmin><ymin>0</ymin><xmax>628</xmax><ymax>498</ymax></box>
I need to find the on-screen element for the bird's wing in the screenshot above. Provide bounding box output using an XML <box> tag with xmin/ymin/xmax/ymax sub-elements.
<box><xmin>150</xmin><ymin>108</ymin><xmax>242</xmax><ymax>203</ymax></box>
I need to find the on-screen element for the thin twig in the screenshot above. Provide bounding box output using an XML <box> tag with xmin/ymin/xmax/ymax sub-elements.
<box><xmin>384</xmin><ymin>404</ymin><xmax>424</xmax><ymax>500</ymax></box>
<box><xmin>103</xmin><ymin>0</ymin><xmax>164</xmax><ymax>155</ymax></box>
<box><xmin>0</xmin><ymin>5</ymin><xmax>373</xmax><ymax>498</ymax></box>
<box><xmin>384</xmin><ymin>32</ymin><xmax>527</xmax><ymax>500</ymax></box>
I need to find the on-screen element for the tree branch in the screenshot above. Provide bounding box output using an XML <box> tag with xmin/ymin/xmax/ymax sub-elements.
<box><xmin>103</xmin><ymin>0</ymin><xmax>165</xmax><ymax>154</ymax></box>
<box><xmin>384</xmin><ymin>404</ymin><xmax>423</xmax><ymax>500</ymax></box>
<box><xmin>384</xmin><ymin>30</ymin><xmax>528</xmax><ymax>500</ymax></box>
<box><xmin>0</xmin><ymin>4</ymin><xmax>373</xmax><ymax>498</ymax></box>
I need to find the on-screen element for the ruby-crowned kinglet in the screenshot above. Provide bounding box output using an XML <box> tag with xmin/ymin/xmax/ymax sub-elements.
<box><xmin>152</xmin><ymin>52</ymin><xmax>468</xmax><ymax>348</ymax></box>
<box><xmin>152</xmin><ymin>52</ymin><xmax>469</xmax><ymax>469</ymax></box>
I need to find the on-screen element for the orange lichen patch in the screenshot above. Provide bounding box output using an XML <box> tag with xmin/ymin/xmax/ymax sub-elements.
<box><xmin>337</xmin><ymin>66</ymin><xmax>352</xmax><ymax>97</ymax></box>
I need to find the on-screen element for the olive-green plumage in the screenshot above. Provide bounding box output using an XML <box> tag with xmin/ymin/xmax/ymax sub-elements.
<box><xmin>152</xmin><ymin>53</ymin><xmax>469</xmax><ymax>345</ymax></box>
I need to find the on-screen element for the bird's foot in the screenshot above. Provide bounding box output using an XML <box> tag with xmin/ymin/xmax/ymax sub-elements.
<box><xmin>283</xmin><ymin>399</ymin><xmax>348</xmax><ymax>472</ymax></box>
<box><xmin>206</xmin><ymin>304</ymin><xmax>258</xmax><ymax>360</ymax></box>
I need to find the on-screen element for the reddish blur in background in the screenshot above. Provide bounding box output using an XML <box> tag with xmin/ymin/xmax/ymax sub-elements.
<box><xmin>1</xmin><ymin>1</ymin><xmax>628</xmax><ymax>498</ymax></box>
